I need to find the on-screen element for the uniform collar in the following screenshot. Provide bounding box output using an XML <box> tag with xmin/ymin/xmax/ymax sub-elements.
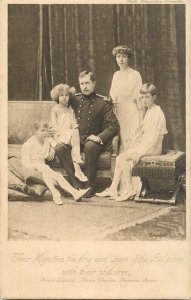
<box><xmin>82</xmin><ymin>92</ymin><xmax>96</xmax><ymax>100</ymax></box>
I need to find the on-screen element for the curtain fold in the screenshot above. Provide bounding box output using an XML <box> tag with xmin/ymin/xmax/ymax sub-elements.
<box><xmin>8</xmin><ymin>4</ymin><xmax>185</xmax><ymax>150</ymax></box>
<box><xmin>146</xmin><ymin>5</ymin><xmax>185</xmax><ymax>150</ymax></box>
<box><xmin>8</xmin><ymin>4</ymin><xmax>39</xmax><ymax>100</ymax></box>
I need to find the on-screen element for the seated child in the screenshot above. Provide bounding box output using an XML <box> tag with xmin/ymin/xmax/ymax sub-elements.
<box><xmin>50</xmin><ymin>83</ymin><xmax>87</xmax><ymax>182</ymax></box>
<box><xmin>21</xmin><ymin>121</ymin><xmax>89</xmax><ymax>205</ymax></box>
<box><xmin>96</xmin><ymin>83</ymin><xmax>168</xmax><ymax>201</ymax></box>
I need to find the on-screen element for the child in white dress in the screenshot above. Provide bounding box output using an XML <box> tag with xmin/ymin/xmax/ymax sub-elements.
<box><xmin>21</xmin><ymin>121</ymin><xmax>89</xmax><ymax>205</ymax></box>
<box><xmin>50</xmin><ymin>84</ymin><xmax>87</xmax><ymax>182</ymax></box>
<box><xmin>96</xmin><ymin>83</ymin><xmax>168</xmax><ymax>201</ymax></box>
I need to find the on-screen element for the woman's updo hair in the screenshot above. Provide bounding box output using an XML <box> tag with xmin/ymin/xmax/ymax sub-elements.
<box><xmin>140</xmin><ymin>83</ymin><xmax>157</xmax><ymax>96</ymax></box>
<box><xmin>50</xmin><ymin>84</ymin><xmax>76</xmax><ymax>103</ymax></box>
<box><xmin>112</xmin><ymin>45</ymin><xmax>133</xmax><ymax>58</ymax></box>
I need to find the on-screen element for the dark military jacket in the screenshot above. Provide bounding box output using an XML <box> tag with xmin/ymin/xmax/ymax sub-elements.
<box><xmin>70</xmin><ymin>92</ymin><xmax>119</xmax><ymax>147</ymax></box>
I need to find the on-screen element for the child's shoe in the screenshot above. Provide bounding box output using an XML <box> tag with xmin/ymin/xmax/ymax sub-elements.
<box><xmin>74</xmin><ymin>162</ymin><xmax>88</xmax><ymax>182</ymax></box>
<box><xmin>75</xmin><ymin>170</ymin><xmax>88</xmax><ymax>182</ymax></box>
<box><xmin>75</xmin><ymin>158</ymin><xmax>84</xmax><ymax>164</ymax></box>
<box><xmin>73</xmin><ymin>155</ymin><xmax>84</xmax><ymax>164</ymax></box>
<box><xmin>74</xmin><ymin>188</ymin><xmax>90</xmax><ymax>202</ymax></box>
<box><xmin>53</xmin><ymin>195</ymin><xmax>63</xmax><ymax>205</ymax></box>
<box><xmin>115</xmin><ymin>189</ymin><xmax>136</xmax><ymax>202</ymax></box>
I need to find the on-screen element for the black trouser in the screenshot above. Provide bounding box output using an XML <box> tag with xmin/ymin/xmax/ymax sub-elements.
<box><xmin>83</xmin><ymin>141</ymin><xmax>102</xmax><ymax>189</ymax></box>
<box><xmin>55</xmin><ymin>144</ymin><xmax>83</xmax><ymax>189</ymax></box>
<box><xmin>55</xmin><ymin>141</ymin><xmax>102</xmax><ymax>190</ymax></box>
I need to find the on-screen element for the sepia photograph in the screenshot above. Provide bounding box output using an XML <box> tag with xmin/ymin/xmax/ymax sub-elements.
<box><xmin>1</xmin><ymin>1</ymin><xmax>191</xmax><ymax>299</ymax></box>
<box><xmin>7</xmin><ymin>3</ymin><xmax>186</xmax><ymax>241</ymax></box>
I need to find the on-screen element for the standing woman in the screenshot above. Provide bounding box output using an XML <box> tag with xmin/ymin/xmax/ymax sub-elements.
<box><xmin>97</xmin><ymin>45</ymin><xmax>144</xmax><ymax>197</ymax></box>
<box><xmin>110</xmin><ymin>45</ymin><xmax>144</xmax><ymax>151</ymax></box>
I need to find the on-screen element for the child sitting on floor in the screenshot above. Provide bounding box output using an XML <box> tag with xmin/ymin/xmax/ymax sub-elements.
<box><xmin>21</xmin><ymin>121</ymin><xmax>89</xmax><ymax>205</ymax></box>
<box><xmin>50</xmin><ymin>83</ymin><xmax>87</xmax><ymax>182</ymax></box>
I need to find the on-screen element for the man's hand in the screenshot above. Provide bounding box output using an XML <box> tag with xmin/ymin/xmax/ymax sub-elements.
<box><xmin>46</xmin><ymin>148</ymin><xmax>55</xmax><ymax>161</ymax></box>
<box><xmin>87</xmin><ymin>135</ymin><xmax>102</xmax><ymax>144</ymax></box>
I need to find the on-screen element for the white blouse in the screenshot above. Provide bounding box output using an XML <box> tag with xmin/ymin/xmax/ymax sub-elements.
<box><xmin>133</xmin><ymin>104</ymin><xmax>168</xmax><ymax>157</ymax></box>
<box><xmin>110</xmin><ymin>68</ymin><xmax>142</xmax><ymax>104</ymax></box>
<box><xmin>21</xmin><ymin>135</ymin><xmax>51</xmax><ymax>170</ymax></box>
<box><xmin>50</xmin><ymin>105</ymin><xmax>78</xmax><ymax>145</ymax></box>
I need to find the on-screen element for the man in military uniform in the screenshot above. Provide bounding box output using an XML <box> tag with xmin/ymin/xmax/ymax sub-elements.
<box><xmin>55</xmin><ymin>70</ymin><xmax>119</xmax><ymax>198</ymax></box>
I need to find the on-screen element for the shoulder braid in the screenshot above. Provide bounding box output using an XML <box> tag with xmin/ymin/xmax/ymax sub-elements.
<box><xmin>96</xmin><ymin>94</ymin><xmax>110</xmax><ymax>101</ymax></box>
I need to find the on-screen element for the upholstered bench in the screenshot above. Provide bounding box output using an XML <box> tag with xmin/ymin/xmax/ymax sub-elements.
<box><xmin>8</xmin><ymin>142</ymin><xmax>118</xmax><ymax>179</ymax></box>
<box><xmin>8</xmin><ymin>101</ymin><xmax>186</xmax><ymax>204</ymax></box>
<box><xmin>132</xmin><ymin>150</ymin><xmax>186</xmax><ymax>204</ymax></box>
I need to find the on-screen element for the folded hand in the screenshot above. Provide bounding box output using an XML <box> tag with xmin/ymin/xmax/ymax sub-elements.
<box><xmin>133</xmin><ymin>96</ymin><xmax>144</xmax><ymax>110</ymax></box>
<box><xmin>131</xmin><ymin>152</ymin><xmax>140</xmax><ymax>165</ymax></box>
<box><xmin>87</xmin><ymin>135</ymin><xmax>102</xmax><ymax>144</ymax></box>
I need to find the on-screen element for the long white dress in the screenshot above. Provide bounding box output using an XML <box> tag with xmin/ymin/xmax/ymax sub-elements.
<box><xmin>110</xmin><ymin>68</ymin><xmax>143</xmax><ymax>151</ymax></box>
<box><xmin>110</xmin><ymin>68</ymin><xmax>143</xmax><ymax>194</ymax></box>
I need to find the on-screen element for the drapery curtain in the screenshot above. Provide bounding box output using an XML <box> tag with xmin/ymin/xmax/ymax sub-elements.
<box><xmin>38</xmin><ymin>5</ymin><xmax>116</xmax><ymax>99</ymax></box>
<box><xmin>8</xmin><ymin>4</ymin><xmax>185</xmax><ymax>150</ymax></box>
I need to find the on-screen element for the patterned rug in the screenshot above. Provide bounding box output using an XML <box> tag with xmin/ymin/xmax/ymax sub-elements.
<box><xmin>8</xmin><ymin>195</ymin><xmax>174</xmax><ymax>240</ymax></box>
<box><xmin>105</xmin><ymin>204</ymin><xmax>186</xmax><ymax>240</ymax></box>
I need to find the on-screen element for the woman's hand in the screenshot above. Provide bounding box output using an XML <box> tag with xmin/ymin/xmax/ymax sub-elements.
<box><xmin>131</xmin><ymin>152</ymin><xmax>140</xmax><ymax>165</ymax></box>
<box><xmin>133</xmin><ymin>96</ymin><xmax>144</xmax><ymax>110</ymax></box>
<box><xmin>134</xmin><ymin>97</ymin><xmax>145</xmax><ymax>126</ymax></box>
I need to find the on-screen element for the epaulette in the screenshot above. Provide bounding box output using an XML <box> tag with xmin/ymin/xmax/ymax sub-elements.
<box><xmin>96</xmin><ymin>94</ymin><xmax>110</xmax><ymax>101</ymax></box>
<box><xmin>75</xmin><ymin>93</ymin><xmax>83</xmax><ymax>100</ymax></box>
